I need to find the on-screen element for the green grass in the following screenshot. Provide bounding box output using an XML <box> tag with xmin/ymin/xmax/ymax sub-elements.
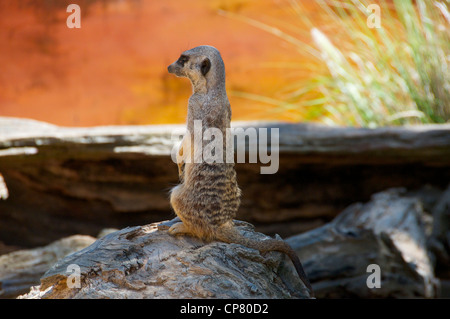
<box><xmin>222</xmin><ymin>0</ymin><xmax>450</xmax><ymax>127</ymax></box>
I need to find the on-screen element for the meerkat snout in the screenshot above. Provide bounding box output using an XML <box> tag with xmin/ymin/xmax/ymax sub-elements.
<box><xmin>167</xmin><ymin>48</ymin><xmax>212</xmax><ymax>81</ymax></box>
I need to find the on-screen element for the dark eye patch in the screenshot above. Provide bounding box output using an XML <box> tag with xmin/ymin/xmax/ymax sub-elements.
<box><xmin>177</xmin><ymin>55</ymin><xmax>189</xmax><ymax>66</ymax></box>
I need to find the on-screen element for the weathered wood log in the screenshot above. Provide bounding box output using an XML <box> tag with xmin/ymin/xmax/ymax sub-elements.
<box><xmin>1</xmin><ymin>117</ymin><xmax>449</xmax><ymax>251</ymax></box>
<box><xmin>2</xmin><ymin>117</ymin><xmax>450</xmax><ymax>161</ymax></box>
<box><xmin>287</xmin><ymin>188</ymin><xmax>438</xmax><ymax>298</ymax></box>
<box><xmin>16</xmin><ymin>188</ymin><xmax>439</xmax><ymax>299</ymax></box>
<box><xmin>428</xmin><ymin>184</ymin><xmax>450</xmax><ymax>295</ymax></box>
<box><xmin>19</xmin><ymin>221</ymin><xmax>311</xmax><ymax>299</ymax></box>
<box><xmin>0</xmin><ymin>235</ymin><xmax>96</xmax><ymax>298</ymax></box>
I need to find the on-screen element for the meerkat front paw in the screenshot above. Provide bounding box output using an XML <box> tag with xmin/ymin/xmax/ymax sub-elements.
<box><xmin>168</xmin><ymin>222</ymin><xmax>189</xmax><ymax>236</ymax></box>
<box><xmin>157</xmin><ymin>217</ymin><xmax>182</xmax><ymax>231</ymax></box>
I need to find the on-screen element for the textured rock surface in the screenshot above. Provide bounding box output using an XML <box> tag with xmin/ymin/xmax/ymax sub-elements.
<box><xmin>14</xmin><ymin>189</ymin><xmax>447</xmax><ymax>299</ymax></box>
<box><xmin>287</xmin><ymin>188</ymin><xmax>438</xmax><ymax>298</ymax></box>
<box><xmin>0</xmin><ymin>235</ymin><xmax>96</xmax><ymax>298</ymax></box>
<box><xmin>19</xmin><ymin>221</ymin><xmax>310</xmax><ymax>299</ymax></box>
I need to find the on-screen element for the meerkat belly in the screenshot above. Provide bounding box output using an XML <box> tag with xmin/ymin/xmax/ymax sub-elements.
<box><xmin>183</xmin><ymin>163</ymin><xmax>237</xmax><ymax>225</ymax></box>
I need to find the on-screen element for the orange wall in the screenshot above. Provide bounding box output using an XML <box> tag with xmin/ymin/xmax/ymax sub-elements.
<box><xmin>0</xmin><ymin>0</ymin><xmax>317</xmax><ymax>126</ymax></box>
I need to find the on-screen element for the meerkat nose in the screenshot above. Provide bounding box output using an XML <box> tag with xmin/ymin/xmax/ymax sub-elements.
<box><xmin>168</xmin><ymin>64</ymin><xmax>174</xmax><ymax>74</ymax></box>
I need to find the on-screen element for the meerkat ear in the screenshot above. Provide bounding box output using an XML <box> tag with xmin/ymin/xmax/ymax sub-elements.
<box><xmin>200</xmin><ymin>58</ymin><xmax>211</xmax><ymax>76</ymax></box>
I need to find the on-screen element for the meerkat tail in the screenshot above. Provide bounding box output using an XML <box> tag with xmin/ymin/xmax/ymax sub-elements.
<box><xmin>216</xmin><ymin>226</ymin><xmax>314</xmax><ymax>296</ymax></box>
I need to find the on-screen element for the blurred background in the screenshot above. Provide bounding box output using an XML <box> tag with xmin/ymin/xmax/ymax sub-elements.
<box><xmin>0</xmin><ymin>0</ymin><xmax>311</xmax><ymax>126</ymax></box>
<box><xmin>1</xmin><ymin>0</ymin><xmax>450</xmax><ymax>299</ymax></box>
<box><xmin>1</xmin><ymin>0</ymin><xmax>448</xmax><ymax>127</ymax></box>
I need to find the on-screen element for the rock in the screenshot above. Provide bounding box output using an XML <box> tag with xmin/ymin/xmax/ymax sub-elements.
<box><xmin>428</xmin><ymin>184</ymin><xmax>450</xmax><ymax>278</ymax></box>
<box><xmin>97</xmin><ymin>228</ymin><xmax>120</xmax><ymax>238</ymax></box>
<box><xmin>0</xmin><ymin>235</ymin><xmax>96</xmax><ymax>299</ymax></box>
<box><xmin>13</xmin><ymin>188</ymin><xmax>445</xmax><ymax>299</ymax></box>
<box><xmin>19</xmin><ymin>221</ymin><xmax>311</xmax><ymax>299</ymax></box>
<box><xmin>1</xmin><ymin>117</ymin><xmax>449</xmax><ymax>250</ymax></box>
<box><xmin>287</xmin><ymin>188</ymin><xmax>438</xmax><ymax>298</ymax></box>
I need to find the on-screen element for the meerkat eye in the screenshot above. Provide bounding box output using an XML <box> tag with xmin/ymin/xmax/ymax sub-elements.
<box><xmin>177</xmin><ymin>55</ymin><xmax>189</xmax><ymax>67</ymax></box>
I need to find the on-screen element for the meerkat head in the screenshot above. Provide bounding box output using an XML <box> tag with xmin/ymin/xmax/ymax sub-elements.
<box><xmin>168</xmin><ymin>45</ymin><xmax>226</xmax><ymax>93</ymax></box>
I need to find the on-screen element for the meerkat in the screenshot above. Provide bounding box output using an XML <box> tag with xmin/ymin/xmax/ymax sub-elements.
<box><xmin>166</xmin><ymin>45</ymin><xmax>313</xmax><ymax>296</ymax></box>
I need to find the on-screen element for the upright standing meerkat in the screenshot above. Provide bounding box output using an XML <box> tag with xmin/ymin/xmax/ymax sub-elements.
<box><xmin>166</xmin><ymin>45</ymin><xmax>313</xmax><ymax>296</ymax></box>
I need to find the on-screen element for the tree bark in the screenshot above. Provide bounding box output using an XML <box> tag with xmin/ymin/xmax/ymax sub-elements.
<box><xmin>20</xmin><ymin>221</ymin><xmax>311</xmax><ymax>299</ymax></box>
<box><xmin>287</xmin><ymin>188</ymin><xmax>438</xmax><ymax>298</ymax></box>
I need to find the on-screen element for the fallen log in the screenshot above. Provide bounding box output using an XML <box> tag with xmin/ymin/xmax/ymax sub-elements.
<box><xmin>13</xmin><ymin>188</ymin><xmax>441</xmax><ymax>299</ymax></box>
<box><xmin>287</xmin><ymin>188</ymin><xmax>438</xmax><ymax>298</ymax></box>
<box><xmin>20</xmin><ymin>221</ymin><xmax>311</xmax><ymax>299</ymax></box>
<box><xmin>0</xmin><ymin>235</ymin><xmax>96</xmax><ymax>298</ymax></box>
<box><xmin>1</xmin><ymin>117</ymin><xmax>449</xmax><ymax>250</ymax></box>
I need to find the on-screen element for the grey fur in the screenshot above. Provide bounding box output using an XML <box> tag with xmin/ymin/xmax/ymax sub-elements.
<box><xmin>167</xmin><ymin>45</ymin><xmax>313</xmax><ymax>296</ymax></box>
